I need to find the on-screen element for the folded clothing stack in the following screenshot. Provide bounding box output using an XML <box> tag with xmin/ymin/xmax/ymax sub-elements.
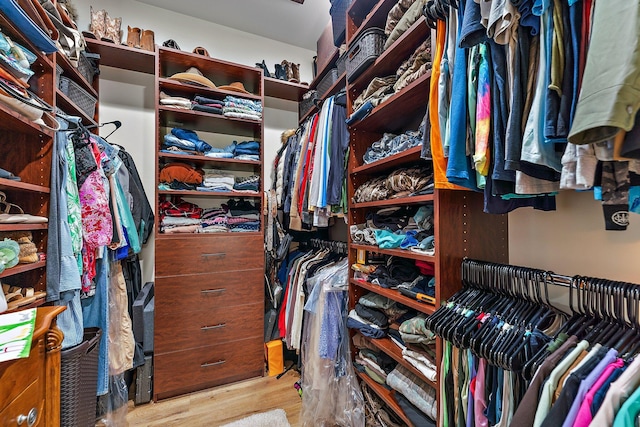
<box><xmin>160</xmin><ymin>91</ymin><xmax>192</xmax><ymax>109</ymax></box>
<box><xmin>226</xmin><ymin>199</ymin><xmax>261</xmax><ymax>232</ymax></box>
<box><xmin>192</xmin><ymin>95</ymin><xmax>224</xmax><ymax>115</ymax></box>
<box><xmin>162</xmin><ymin>128</ymin><xmax>213</xmax><ymax>155</ymax></box>
<box><xmin>233</xmin><ymin>140</ymin><xmax>260</xmax><ymax>161</ymax></box>
<box><xmin>198</xmin><ymin>169</ymin><xmax>235</xmax><ymax>192</ymax></box>
<box><xmin>233</xmin><ymin>175</ymin><xmax>260</xmax><ymax>193</ymax></box>
<box><xmin>158</xmin><ymin>162</ymin><xmax>204</xmax><ymax>191</ymax></box>
<box><xmin>353</xmin><ymin>166</ymin><xmax>434</xmax><ymax>203</ymax></box>
<box><xmin>159</xmin><ymin>199</ymin><xmax>203</xmax><ymax>234</ymax></box>
<box><xmin>223</xmin><ymin>95</ymin><xmax>262</xmax><ymax>121</ymax></box>
<box><xmin>363</xmin><ymin>126</ymin><xmax>424</xmax><ymax>164</ymax></box>
<box><xmin>200</xmin><ymin>206</ymin><xmax>230</xmax><ymax>233</ymax></box>
<box><xmin>354</xmin><ymin>348</ymin><xmax>397</xmax><ymax>385</ymax></box>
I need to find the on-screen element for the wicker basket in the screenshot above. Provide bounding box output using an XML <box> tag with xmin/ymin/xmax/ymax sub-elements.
<box><xmin>346</xmin><ymin>27</ymin><xmax>387</xmax><ymax>81</ymax></box>
<box><xmin>77</xmin><ymin>51</ymin><xmax>100</xmax><ymax>86</ymax></box>
<box><xmin>336</xmin><ymin>53</ymin><xmax>347</xmax><ymax>77</ymax></box>
<box><xmin>317</xmin><ymin>68</ymin><xmax>339</xmax><ymax>97</ymax></box>
<box><xmin>61</xmin><ymin>328</ymin><xmax>101</xmax><ymax>427</ymax></box>
<box><xmin>330</xmin><ymin>0</ymin><xmax>352</xmax><ymax>47</ymax></box>
<box><xmin>299</xmin><ymin>90</ymin><xmax>318</xmax><ymax>118</ymax></box>
<box><xmin>59</xmin><ymin>76</ymin><xmax>97</xmax><ymax>118</ymax></box>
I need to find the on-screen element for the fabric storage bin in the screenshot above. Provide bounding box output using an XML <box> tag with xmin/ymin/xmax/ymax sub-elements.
<box><xmin>330</xmin><ymin>0</ymin><xmax>352</xmax><ymax>47</ymax></box>
<box><xmin>317</xmin><ymin>68</ymin><xmax>339</xmax><ymax>96</ymax></box>
<box><xmin>78</xmin><ymin>51</ymin><xmax>100</xmax><ymax>86</ymax></box>
<box><xmin>59</xmin><ymin>76</ymin><xmax>98</xmax><ymax>118</ymax></box>
<box><xmin>299</xmin><ymin>90</ymin><xmax>318</xmax><ymax>117</ymax></box>
<box><xmin>61</xmin><ymin>327</ymin><xmax>101</xmax><ymax>427</ymax></box>
<box><xmin>336</xmin><ymin>53</ymin><xmax>347</xmax><ymax>77</ymax></box>
<box><xmin>346</xmin><ymin>27</ymin><xmax>386</xmax><ymax>82</ymax></box>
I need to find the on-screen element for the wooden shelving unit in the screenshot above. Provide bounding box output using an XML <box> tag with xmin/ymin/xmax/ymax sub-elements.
<box><xmin>0</xmin><ymin>261</ymin><xmax>47</xmax><ymax>279</ymax></box>
<box><xmin>159</xmin><ymin>106</ymin><xmax>261</xmax><ymax>137</ymax></box>
<box><xmin>86</xmin><ymin>38</ymin><xmax>157</xmax><ymax>74</ymax></box>
<box><xmin>352</xmin><ymin>194</ymin><xmax>435</xmax><ymax>208</ymax></box>
<box><xmin>263</xmin><ymin>77</ymin><xmax>309</xmax><ymax>101</ymax></box>
<box><xmin>351</xmin><ymin>278</ymin><xmax>436</xmax><ymax>315</ymax></box>
<box><xmin>352</xmin><ymin>146</ymin><xmax>423</xmax><ymax>174</ymax></box>
<box><xmin>368</xmin><ymin>336</ymin><xmax>437</xmax><ymax>388</ymax></box>
<box><xmin>158</xmin><ymin>190</ymin><xmax>261</xmax><ymax>198</ymax></box>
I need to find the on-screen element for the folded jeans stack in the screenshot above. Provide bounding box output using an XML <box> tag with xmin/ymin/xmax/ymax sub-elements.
<box><xmin>233</xmin><ymin>175</ymin><xmax>260</xmax><ymax>193</ymax></box>
<box><xmin>162</xmin><ymin>128</ymin><xmax>213</xmax><ymax>155</ymax></box>
<box><xmin>192</xmin><ymin>95</ymin><xmax>224</xmax><ymax>115</ymax></box>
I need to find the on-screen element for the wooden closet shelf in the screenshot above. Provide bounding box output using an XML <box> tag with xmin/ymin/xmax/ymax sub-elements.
<box><xmin>159</xmin><ymin>78</ymin><xmax>262</xmax><ymax>101</ymax></box>
<box><xmin>158</xmin><ymin>152</ymin><xmax>261</xmax><ymax>169</ymax></box>
<box><xmin>156</xmin><ymin>231</ymin><xmax>263</xmax><ymax>239</ymax></box>
<box><xmin>0</xmin><ymin>104</ymin><xmax>55</xmax><ymax>137</ymax></box>
<box><xmin>159</xmin><ymin>106</ymin><xmax>261</xmax><ymax>138</ymax></box>
<box><xmin>368</xmin><ymin>336</ymin><xmax>438</xmax><ymax>389</ymax></box>
<box><xmin>351</xmin><ymin>71</ymin><xmax>431</xmax><ymax>134</ymax></box>
<box><xmin>350</xmin><ymin>244</ymin><xmax>435</xmax><ymax>262</ymax></box>
<box><xmin>349</xmin><ymin>16</ymin><xmax>429</xmax><ymax>92</ymax></box>
<box><xmin>0</xmin><ymin>261</ymin><xmax>46</xmax><ymax>279</ymax></box>
<box><xmin>351</xmin><ymin>194</ymin><xmax>434</xmax><ymax>208</ymax></box>
<box><xmin>85</xmin><ymin>38</ymin><xmax>156</xmax><ymax>74</ymax></box>
<box><xmin>348</xmin><ymin>0</ymin><xmax>380</xmax><ymax>22</ymax></box>
<box><xmin>158</xmin><ymin>190</ymin><xmax>261</xmax><ymax>198</ymax></box>
<box><xmin>4</xmin><ymin>297</ymin><xmax>47</xmax><ymax>314</ymax></box>
<box><xmin>0</xmin><ymin>179</ymin><xmax>50</xmax><ymax>194</ymax></box>
<box><xmin>0</xmin><ymin>224</ymin><xmax>48</xmax><ymax>231</ymax></box>
<box><xmin>55</xmin><ymin>90</ymin><xmax>98</xmax><ymax>127</ymax></box>
<box><xmin>351</xmin><ymin>278</ymin><xmax>436</xmax><ymax>315</ymax></box>
<box><xmin>263</xmin><ymin>77</ymin><xmax>309</xmax><ymax>101</ymax></box>
<box><xmin>356</xmin><ymin>371</ymin><xmax>414</xmax><ymax>427</ymax></box>
<box><xmin>352</xmin><ymin>147</ymin><xmax>424</xmax><ymax>174</ymax></box>
<box><xmin>56</xmin><ymin>53</ymin><xmax>98</xmax><ymax>98</ymax></box>
<box><xmin>347</xmin><ymin>0</ymin><xmax>397</xmax><ymax>47</ymax></box>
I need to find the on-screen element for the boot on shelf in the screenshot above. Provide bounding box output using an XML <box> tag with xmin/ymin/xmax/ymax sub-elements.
<box><xmin>281</xmin><ymin>60</ymin><xmax>293</xmax><ymax>82</ymax></box>
<box><xmin>290</xmin><ymin>63</ymin><xmax>300</xmax><ymax>83</ymax></box>
<box><xmin>256</xmin><ymin>60</ymin><xmax>271</xmax><ymax>78</ymax></box>
<box><xmin>140</xmin><ymin>29</ymin><xmax>155</xmax><ymax>52</ymax></box>
<box><xmin>274</xmin><ymin>63</ymin><xmax>286</xmax><ymax>81</ymax></box>
<box><xmin>104</xmin><ymin>14</ymin><xmax>122</xmax><ymax>44</ymax></box>
<box><xmin>127</xmin><ymin>26</ymin><xmax>141</xmax><ymax>48</ymax></box>
<box><xmin>89</xmin><ymin>7</ymin><xmax>106</xmax><ymax>40</ymax></box>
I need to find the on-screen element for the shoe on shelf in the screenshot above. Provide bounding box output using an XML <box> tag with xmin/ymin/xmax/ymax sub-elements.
<box><xmin>274</xmin><ymin>63</ymin><xmax>286</xmax><ymax>81</ymax></box>
<box><xmin>256</xmin><ymin>60</ymin><xmax>271</xmax><ymax>78</ymax></box>
<box><xmin>290</xmin><ymin>62</ymin><xmax>300</xmax><ymax>84</ymax></box>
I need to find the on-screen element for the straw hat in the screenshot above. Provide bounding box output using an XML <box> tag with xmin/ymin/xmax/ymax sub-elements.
<box><xmin>169</xmin><ymin>67</ymin><xmax>216</xmax><ymax>89</ymax></box>
<box><xmin>218</xmin><ymin>81</ymin><xmax>250</xmax><ymax>94</ymax></box>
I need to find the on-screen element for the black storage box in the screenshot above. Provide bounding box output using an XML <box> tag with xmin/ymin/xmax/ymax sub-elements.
<box><xmin>346</xmin><ymin>27</ymin><xmax>387</xmax><ymax>82</ymax></box>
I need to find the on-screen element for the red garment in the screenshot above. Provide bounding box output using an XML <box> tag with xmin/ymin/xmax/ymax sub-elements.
<box><xmin>298</xmin><ymin>114</ymin><xmax>319</xmax><ymax>215</ymax></box>
<box><xmin>415</xmin><ymin>260</ymin><xmax>435</xmax><ymax>276</ymax></box>
<box><xmin>578</xmin><ymin>0</ymin><xmax>593</xmax><ymax>94</ymax></box>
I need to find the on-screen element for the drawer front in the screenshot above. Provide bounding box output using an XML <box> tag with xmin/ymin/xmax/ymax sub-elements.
<box><xmin>154</xmin><ymin>336</ymin><xmax>264</xmax><ymax>400</ymax></box>
<box><xmin>154</xmin><ymin>269</ymin><xmax>263</xmax><ymax>312</ymax></box>
<box><xmin>0</xmin><ymin>340</ymin><xmax>44</xmax><ymax>411</ymax></box>
<box><xmin>155</xmin><ymin>235</ymin><xmax>264</xmax><ymax>277</ymax></box>
<box><xmin>155</xmin><ymin>301</ymin><xmax>263</xmax><ymax>354</ymax></box>
<box><xmin>0</xmin><ymin>377</ymin><xmax>44</xmax><ymax>427</ymax></box>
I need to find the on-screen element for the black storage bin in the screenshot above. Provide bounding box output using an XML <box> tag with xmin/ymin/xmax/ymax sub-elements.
<box><xmin>317</xmin><ymin>68</ymin><xmax>339</xmax><ymax>97</ymax></box>
<box><xmin>299</xmin><ymin>90</ymin><xmax>318</xmax><ymax>118</ymax></box>
<box><xmin>78</xmin><ymin>51</ymin><xmax>100</xmax><ymax>86</ymax></box>
<box><xmin>336</xmin><ymin>53</ymin><xmax>347</xmax><ymax>77</ymax></box>
<box><xmin>61</xmin><ymin>327</ymin><xmax>101</xmax><ymax>427</ymax></box>
<box><xmin>346</xmin><ymin>27</ymin><xmax>386</xmax><ymax>82</ymax></box>
<box><xmin>59</xmin><ymin>76</ymin><xmax>98</xmax><ymax>118</ymax></box>
<box><xmin>330</xmin><ymin>0</ymin><xmax>352</xmax><ymax>47</ymax></box>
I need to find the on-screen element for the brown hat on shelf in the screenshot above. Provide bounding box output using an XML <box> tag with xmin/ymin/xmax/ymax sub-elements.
<box><xmin>192</xmin><ymin>46</ymin><xmax>209</xmax><ymax>56</ymax></box>
<box><xmin>218</xmin><ymin>81</ymin><xmax>250</xmax><ymax>94</ymax></box>
<box><xmin>168</xmin><ymin>67</ymin><xmax>216</xmax><ymax>89</ymax></box>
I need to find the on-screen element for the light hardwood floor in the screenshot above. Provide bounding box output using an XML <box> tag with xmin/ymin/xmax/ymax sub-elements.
<box><xmin>126</xmin><ymin>370</ymin><xmax>302</xmax><ymax>426</ymax></box>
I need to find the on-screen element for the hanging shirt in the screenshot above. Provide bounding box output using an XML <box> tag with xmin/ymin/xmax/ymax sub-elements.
<box><xmin>590</xmin><ymin>356</ymin><xmax>640</xmax><ymax>426</ymax></box>
<box><xmin>573</xmin><ymin>358</ymin><xmax>625</xmax><ymax>427</ymax></box>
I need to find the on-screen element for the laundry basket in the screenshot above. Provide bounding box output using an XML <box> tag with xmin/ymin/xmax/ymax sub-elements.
<box><xmin>60</xmin><ymin>327</ymin><xmax>101</xmax><ymax>427</ymax></box>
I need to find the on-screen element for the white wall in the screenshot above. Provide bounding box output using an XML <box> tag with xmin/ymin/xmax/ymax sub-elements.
<box><xmin>72</xmin><ymin>0</ymin><xmax>317</xmax><ymax>284</ymax></box>
<box><xmin>509</xmin><ymin>191</ymin><xmax>640</xmax><ymax>284</ymax></box>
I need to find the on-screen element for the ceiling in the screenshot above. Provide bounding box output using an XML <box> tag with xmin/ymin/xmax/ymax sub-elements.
<box><xmin>136</xmin><ymin>0</ymin><xmax>332</xmax><ymax>50</ymax></box>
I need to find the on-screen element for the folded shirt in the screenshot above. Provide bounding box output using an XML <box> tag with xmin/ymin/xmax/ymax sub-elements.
<box><xmin>193</xmin><ymin>104</ymin><xmax>223</xmax><ymax>115</ymax></box>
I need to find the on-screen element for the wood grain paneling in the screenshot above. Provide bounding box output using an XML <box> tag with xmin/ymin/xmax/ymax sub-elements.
<box><xmin>0</xmin><ymin>340</ymin><xmax>44</xmax><ymax>410</ymax></box>
<box><xmin>0</xmin><ymin>378</ymin><xmax>45</xmax><ymax>427</ymax></box>
<box><xmin>155</xmin><ymin>235</ymin><xmax>264</xmax><ymax>277</ymax></box>
<box><xmin>154</xmin><ymin>336</ymin><xmax>264</xmax><ymax>400</ymax></box>
<box><xmin>154</xmin><ymin>301</ymin><xmax>263</xmax><ymax>353</ymax></box>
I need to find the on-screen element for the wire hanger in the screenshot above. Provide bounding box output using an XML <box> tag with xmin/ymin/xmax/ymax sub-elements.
<box><xmin>85</xmin><ymin>120</ymin><xmax>122</xmax><ymax>140</ymax></box>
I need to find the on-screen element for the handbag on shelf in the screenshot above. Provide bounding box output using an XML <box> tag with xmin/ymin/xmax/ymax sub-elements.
<box><xmin>0</xmin><ymin>76</ymin><xmax>59</xmax><ymax>130</ymax></box>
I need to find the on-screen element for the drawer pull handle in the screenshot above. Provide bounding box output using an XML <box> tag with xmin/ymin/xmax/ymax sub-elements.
<box><xmin>201</xmin><ymin>323</ymin><xmax>226</xmax><ymax>331</ymax></box>
<box><xmin>201</xmin><ymin>360</ymin><xmax>226</xmax><ymax>368</ymax></box>
<box><xmin>17</xmin><ymin>408</ymin><xmax>37</xmax><ymax>426</ymax></box>
<box><xmin>201</xmin><ymin>253</ymin><xmax>226</xmax><ymax>259</ymax></box>
<box><xmin>201</xmin><ymin>288</ymin><xmax>226</xmax><ymax>295</ymax></box>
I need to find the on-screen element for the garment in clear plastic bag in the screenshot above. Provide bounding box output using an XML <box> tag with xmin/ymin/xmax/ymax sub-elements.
<box><xmin>300</xmin><ymin>258</ymin><xmax>365</xmax><ymax>426</ymax></box>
